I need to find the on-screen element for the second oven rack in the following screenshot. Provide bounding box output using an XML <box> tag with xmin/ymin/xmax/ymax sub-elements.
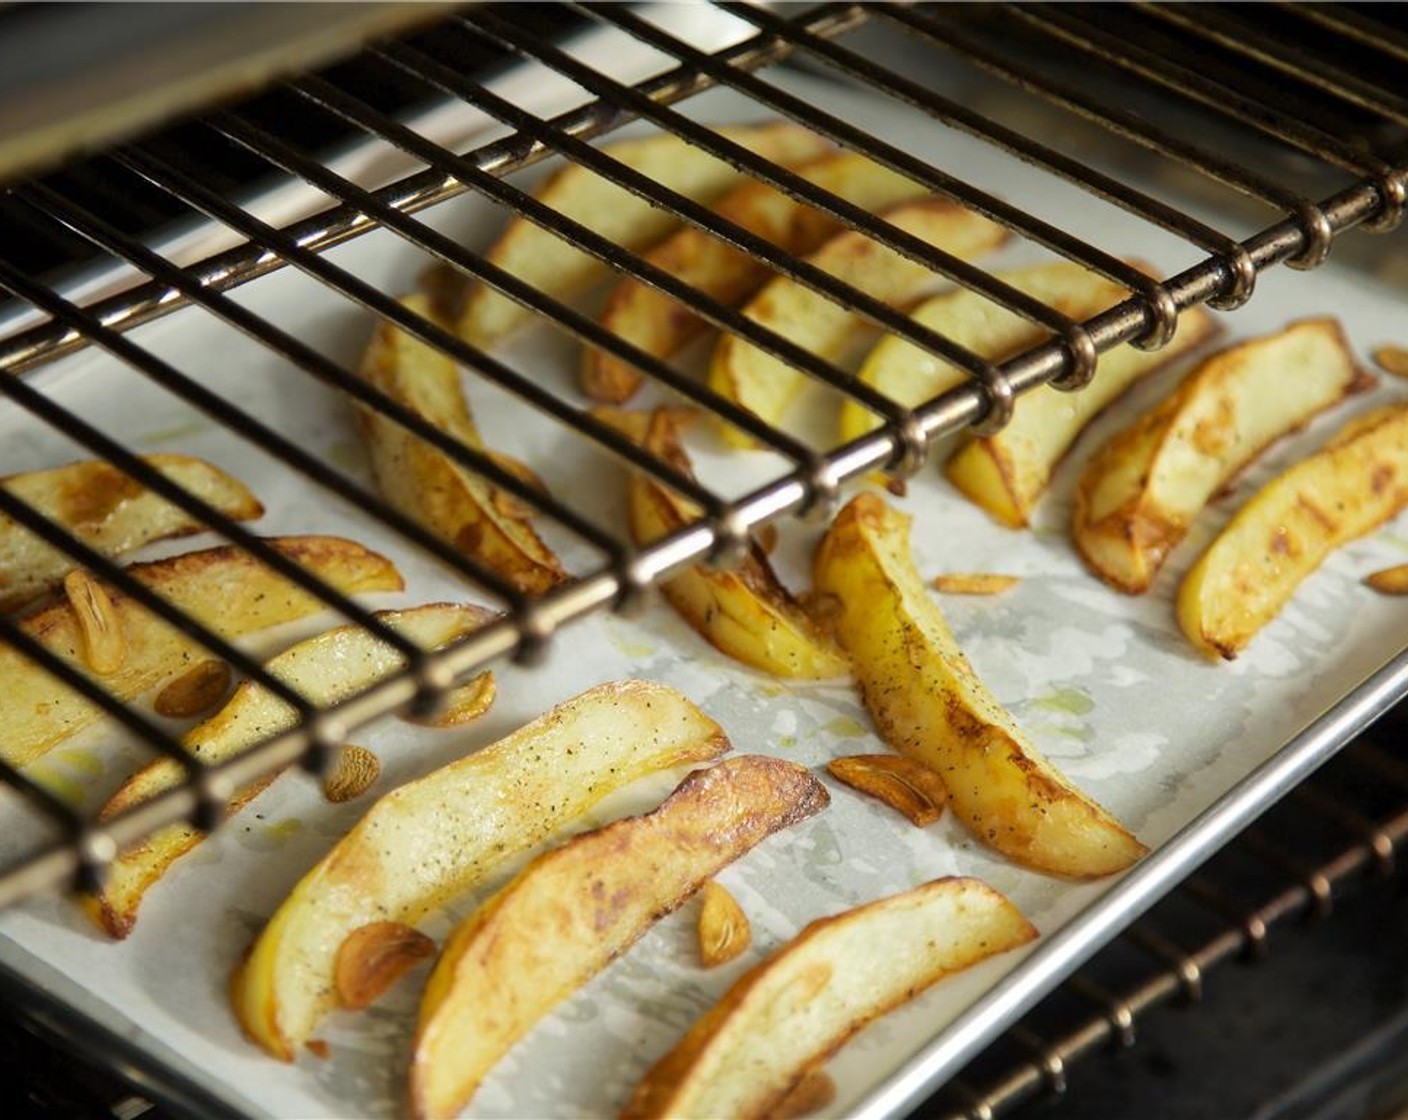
<box><xmin>0</xmin><ymin>0</ymin><xmax>1404</xmax><ymax>992</ymax></box>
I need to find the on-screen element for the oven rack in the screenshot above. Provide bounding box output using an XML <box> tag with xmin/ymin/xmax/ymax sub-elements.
<box><xmin>930</xmin><ymin>717</ymin><xmax>1408</xmax><ymax>1120</ymax></box>
<box><xmin>0</xmin><ymin>0</ymin><xmax>1404</xmax><ymax>939</ymax></box>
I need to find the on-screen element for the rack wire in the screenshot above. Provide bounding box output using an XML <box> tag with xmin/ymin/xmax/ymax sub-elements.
<box><xmin>0</xmin><ymin>0</ymin><xmax>1404</xmax><ymax>912</ymax></box>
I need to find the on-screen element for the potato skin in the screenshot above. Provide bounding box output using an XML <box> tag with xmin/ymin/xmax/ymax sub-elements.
<box><xmin>815</xmin><ymin>494</ymin><xmax>1146</xmax><ymax>878</ymax></box>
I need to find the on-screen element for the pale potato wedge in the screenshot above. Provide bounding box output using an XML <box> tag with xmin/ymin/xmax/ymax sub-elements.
<box><xmin>461</xmin><ymin>123</ymin><xmax>833</xmax><ymax>347</ymax></box>
<box><xmin>839</xmin><ymin>260</ymin><xmax>1217</xmax><ymax>526</ymax></box>
<box><xmin>709</xmin><ymin>198</ymin><xmax>1009</xmax><ymax>447</ymax></box>
<box><xmin>1178</xmin><ymin>402</ymin><xmax>1408</xmax><ymax>659</ymax></box>
<box><xmin>0</xmin><ymin>537</ymin><xmax>402</xmax><ymax>770</ymax></box>
<box><xmin>585</xmin><ymin>150</ymin><xmax>927</xmax><ymax>404</ymax></box>
<box><xmin>949</xmin><ymin>338</ymin><xmax>1220</xmax><ymax>525</ymax></box>
<box><xmin>232</xmin><ymin>679</ymin><xmax>731</xmax><ymax>1061</ymax></box>
<box><xmin>357</xmin><ymin>293</ymin><xmax>567</xmax><ymax>596</ymax></box>
<box><xmin>409</xmin><ymin>755</ymin><xmax>829</xmax><ymax>1120</ymax></box>
<box><xmin>87</xmin><ymin>602</ymin><xmax>498</xmax><ymax>939</ymax></box>
<box><xmin>1075</xmin><ymin>318</ymin><xmax>1367</xmax><ymax>593</ymax></box>
<box><xmin>622</xmin><ymin>877</ymin><xmax>1036</xmax><ymax>1120</ymax></box>
<box><xmin>0</xmin><ymin>454</ymin><xmax>263</xmax><ymax>612</ymax></box>
<box><xmin>814</xmin><ymin>494</ymin><xmax>1146</xmax><ymax>877</ymax></box>
<box><xmin>841</xmin><ymin>261</ymin><xmax>1154</xmax><ymax>444</ymax></box>
<box><xmin>602</xmin><ymin>406</ymin><xmax>848</xmax><ymax>678</ymax></box>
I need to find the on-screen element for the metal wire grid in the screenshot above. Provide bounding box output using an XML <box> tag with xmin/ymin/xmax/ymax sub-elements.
<box><xmin>927</xmin><ymin>727</ymin><xmax>1408</xmax><ymax>1120</ymax></box>
<box><xmin>0</xmin><ymin>2</ymin><xmax>1404</xmax><ymax>907</ymax></box>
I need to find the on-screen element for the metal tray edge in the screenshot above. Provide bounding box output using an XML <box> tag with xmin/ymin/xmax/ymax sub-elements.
<box><xmin>857</xmin><ymin>644</ymin><xmax>1408</xmax><ymax>1120</ymax></box>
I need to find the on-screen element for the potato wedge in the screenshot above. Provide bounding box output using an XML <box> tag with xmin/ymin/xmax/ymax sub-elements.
<box><xmin>1178</xmin><ymin>403</ymin><xmax>1408</xmax><ymax>659</ymax></box>
<box><xmin>0</xmin><ymin>537</ymin><xmax>401</xmax><ymax>770</ymax></box>
<box><xmin>709</xmin><ymin>198</ymin><xmax>1009</xmax><ymax>447</ymax></box>
<box><xmin>604</xmin><ymin>406</ymin><xmax>847</xmax><ymax>678</ymax></box>
<box><xmin>86</xmin><ymin>602</ymin><xmax>497</xmax><ymax>939</ymax></box>
<box><xmin>622</xmin><ymin>877</ymin><xmax>1036</xmax><ymax>1120</ymax></box>
<box><xmin>814</xmin><ymin>494</ymin><xmax>1146</xmax><ymax>877</ymax></box>
<box><xmin>840</xmin><ymin>261</ymin><xmax>1140</xmax><ymax>446</ymax></box>
<box><xmin>357</xmin><ymin>293</ymin><xmax>567</xmax><ymax>595</ymax></box>
<box><xmin>409</xmin><ymin>755</ymin><xmax>829</xmax><ymax>1120</ymax></box>
<box><xmin>1075</xmin><ymin>318</ymin><xmax>1367</xmax><ymax>593</ymax></box>
<box><xmin>952</xmin><ymin>338</ymin><xmax>1220</xmax><ymax>525</ymax></box>
<box><xmin>840</xmin><ymin>262</ymin><xmax>1216</xmax><ymax>524</ymax></box>
<box><xmin>232</xmin><ymin>679</ymin><xmax>731</xmax><ymax>1061</ymax></box>
<box><xmin>585</xmin><ymin>150</ymin><xmax>927</xmax><ymax>404</ymax></box>
<box><xmin>0</xmin><ymin>454</ymin><xmax>262</xmax><ymax>612</ymax></box>
<box><xmin>461</xmin><ymin>123</ymin><xmax>833</xmax><ymax>347</ymax></box>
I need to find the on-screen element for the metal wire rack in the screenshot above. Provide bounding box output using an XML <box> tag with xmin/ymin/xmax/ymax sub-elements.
<box><xmin>0</xmin><ymin>1</ymin><xmax>1405</xmax><ymax>915</ymax></box>
<box><xmin>929</xmin><ymin>719</ymin><xmax>1408</xmax><ymax>1120</ymax></box>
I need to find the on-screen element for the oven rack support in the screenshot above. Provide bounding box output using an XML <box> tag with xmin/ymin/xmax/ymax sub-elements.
<box><xmin>0</xmin><ymin>3</ymin><xmax>1405</xmax><ymax>906</ymax></box>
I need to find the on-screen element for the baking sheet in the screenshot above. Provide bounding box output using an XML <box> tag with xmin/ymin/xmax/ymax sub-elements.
<box><xmin>0</xmin><ymin>59</ymin><xmax>1407</xmax><ymax>1120</ymax></box>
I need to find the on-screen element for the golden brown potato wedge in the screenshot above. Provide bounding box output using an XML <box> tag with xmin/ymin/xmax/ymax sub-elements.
<box><xmin>87</xmin><ymin>602</ymin><xmax>497</xmax><ymax>939</ymax></box>
<box><xmin>602</xmin><ymin>406</ymin><xmax>848</xmax><ymax>678</ymax></box>
<box><xmin>708</xmin><ymin>198</ymin><xmax>1010</xmax><ymax>447</ymax></box>
<box><xmin>0</xmin><ymin>537</ymin><xmax>401</xmax><ymax>770</ymax></box>
<box><xmin>841</xmin><ymin>260</ymin><xmax>1217</xmax><ymax>526</ymax></box>
<box><xmin>461</xmin><ymin>124</ymin><xmax>833</xmax><ymax>347</ymax></box>
<box><xmin>1178</xmin><ymin>403</ymin><xmax>1408</xmax><ymax>659</ymax></box>
<box><xmin>622</xmin><ymin>877</ymin><xmax>1036</xmax><ymax>1120</ymax></box>
<box><xmin>1075</xmin><ymin>318</ymin><xmax>1367</xmax><ymax>593</ymax></box>
<box><xmin>0</xmin><ymin>454</ymin><xmax>263</xmax><ymax>612</ymax></box>
<box><xmin>232</xmin><ymin>679</ymin><xmax>731</xmax><ymax>1061</ymax></box>
<box><xmin>357</xmin><ymin>292</ymin><xmax>567</xmax><ymax>596</ymax></box>
<box><xmin>585</xmin><ymin>150</ymin><xmax>927</xmax><ymax>404</ymax></box>
<box><xmin>814</xmin><ymin>494</ymin><xmax>1146</xmax><ymax>877</ymax></box>
<box><xmin>409</xmin><ymin>755</ymin><xmax>829</xmax><ymax>1120</ymax></box>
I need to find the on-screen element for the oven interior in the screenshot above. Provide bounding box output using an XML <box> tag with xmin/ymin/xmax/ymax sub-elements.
<box><xmin>0</xmin><ymin>3</ymin><xmax>1406</xmax><ymax>1118</ymax></box>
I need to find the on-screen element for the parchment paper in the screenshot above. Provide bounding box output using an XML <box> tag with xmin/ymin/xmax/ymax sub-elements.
<box><xmin>0</xmin><ymin>52</ymin><xmax>1405</xmax><ymax>1120</ymax></box>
